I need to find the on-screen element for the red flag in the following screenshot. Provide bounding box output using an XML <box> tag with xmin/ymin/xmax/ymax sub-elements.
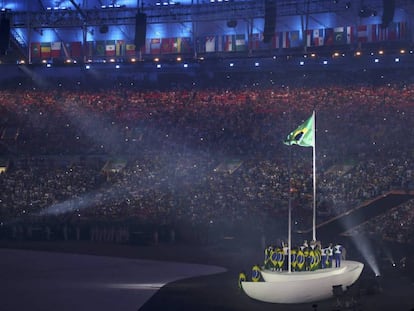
<box><xmin>105</xmin><ymin>40</ymin><xmax>116</xmax><ymax>56</ymax></box>
<box><xmin>357</xmin><ymin>25</ymin><xmax>368</xmax><ymax>43</ymax></box>
<box><xmin>51</xmin><ymin>42</ymin><xmax>61</xmax><ymax>58</ymax></box>
<box><xmin>71</xmin><ymin>41</ymin><xmax>82</xmax><ymax>58</ymax></box>
<box><xmin>161</xmin><ymin>38</ymin><xmax>174</xmax><ymax>54</ymax></box>
<box><xmin>150</xmin><ymin>38</ymin><xmax>161</xmax><ymax>54</ymax></box>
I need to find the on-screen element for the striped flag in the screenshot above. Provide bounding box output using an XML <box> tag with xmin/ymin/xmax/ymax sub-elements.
<box><xmin>280</xmin><ymin>31</ymin><xmax>290</xmax><ymax>48</ymax></box>
<box><xmin>235</xmin><ymin>34</ymin><xmax>246</xmax><ymax>51</ymax></box>
<box><xmin>223</xmin><ymin>35</ymin><xmax>235</xmax><ymax>52</ymax></box>
<box><xmin>205</xmin><ymin>36</ymin><xmax>216</xmax><ymax>52</ymax></box>
<box><xmin>172</xmin><ymin>37</ymin><xmax>182</xmax><ymax>53</ymax></box>
<box><xmin>249</xmin><ymin>33</ymin><xmax>263</xmax><ymax>50</ymax></box>
<box><xmin>125</xmin><ymin>43</ymin><xmax>136</xmax><ymax>56</ymax></box>
<box><xmin>51</xmin><ymin>42</ymin><xmax>61</xmax><ymax>58</ymax></box>
<box><xmin>40</xmin><ymin>42</ymin><xmax>51</xmax><ymax>59</ymax></box>
<box><xmin>116</xmin><ymin>40</ymin><xmax>125</xmax><ymax>56</ymax></box>
<box><xmin>357</xmin><ymin>25</ymin><xmax>368</xmax><ymax>43</ymax></box>
<box><xmin>105</xmin><ymin>40</ymin><xmax>116</xmax><ymax>56</ymax></box>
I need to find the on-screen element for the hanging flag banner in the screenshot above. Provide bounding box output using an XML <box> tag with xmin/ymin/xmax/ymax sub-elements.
<box><xmin>180</xmin><ymin>37</ymin><xmax>193</xmax><ymax>53</ymax></box>
<box><xmin>150</xmin><ymin>38</ymin><xmax>161</xmax><ymax>54</ymax></box>
<box><xmin>205</xmin><ymin>36</ymin><xmax>216</xmax><ymax>52</ymax></box>
<box><xmin>290</xmin><ymin>30</ymin><xmax>301</xmax><ymax>48</ymax></box>
<box><xmin>85</xmin><ymin>41</ymin><xmax>94</xmax><ymax>58</ymax></box>
<box><xmin>313</xmin><ymin>29</ymin><xmax>324</xmax><ymax>46</ymax></box>
<box><xmin>105</xmin><ymin>40</ymin><xmax>116</xmax><ymax>56</ymax></box>
<box><xmin>334</xmin><ymin>27</ymin><xmax>346</xmax><ymax>45</ymax></box>
<box><xmin>31</xmin><ymin>42</ymin><xmax>41</xmax><ymax>58</ymax></box>
<box><xmin>95</xmin><ymin>40</ymin><xmax>105</xmax><ymax>56</ymax></box>
<box><xmin>71</xmin><ymin>41</ymin><xmax>82</xmax><ymax>58</ymax></box>
<box><xmin>51</xmin><ymin>42</ymin><xmax>61</xmax><ymax>58</ymax></box>
<box><xmin>235</xmin><ymin>34</ymin><xmax>246</xmax><ymax>51</ymax></box>
<box><xmin>40</xmin><ymin>42</ymin><xmax>51</xmax><ymax>59</ymax></box>
<box><xmin>116</xmin><ymin>40</ymin><xmax>125</xmax><ymax>56</ymax></box>
<box><xmin>125</xmin><ymin>43</ymin><xmax>136</xmax><ymax>56</ymax></box>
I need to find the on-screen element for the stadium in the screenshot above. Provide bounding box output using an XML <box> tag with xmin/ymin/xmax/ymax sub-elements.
<box><xmin>0</xmin><ymin>0</ymin><xmax>414</xmax><ymax>310</ymax></box>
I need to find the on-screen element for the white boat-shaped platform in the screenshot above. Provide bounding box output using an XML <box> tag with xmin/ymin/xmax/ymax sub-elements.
<box><xmin>241</xmin><ymin>260</ymin><xmax>364</xmax><ymax>304</ymax></box>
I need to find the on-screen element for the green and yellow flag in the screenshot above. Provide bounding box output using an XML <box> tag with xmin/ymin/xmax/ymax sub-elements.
<box><xmin>284</xmin><ymin>112</ymin><xmax>314</xmax><ymax>147</ymax></box>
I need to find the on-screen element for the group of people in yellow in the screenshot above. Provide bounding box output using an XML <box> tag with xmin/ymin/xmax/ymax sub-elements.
<box><xmin>238</xmin><ymin>240</ymin><xmax>344</xmax><ymax>287</ymax></box>
<box><xmin>264</xmin><ymin>240</ymin><xmax>344</xmax><ymax>272</ymax></box>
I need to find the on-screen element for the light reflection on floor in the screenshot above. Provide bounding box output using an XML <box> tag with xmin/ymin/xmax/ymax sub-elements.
<box><xmin>0</xmin><ymin>249</ymin><xmax>226</xmax><ymax>311</ymax></box>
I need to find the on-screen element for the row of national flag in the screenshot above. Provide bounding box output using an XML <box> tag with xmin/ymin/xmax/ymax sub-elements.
<box><xmin>306</xmin><ymin>22</ymin><xmax>408</xmax><ymax>47</ymax></box>
<box><xmin>30</xmin><ymin>38</ymin><xmax>194</xmax><ymax>59</ymax></box>
<box><xmin>30</xmin><ymin>22</ymin><xmax>409</xmax><ymax>59</ymax></box>
<box><xmin>197</xmin><ymin>34</ymin><xmax>248</xmax><ymax>52</ymax></box>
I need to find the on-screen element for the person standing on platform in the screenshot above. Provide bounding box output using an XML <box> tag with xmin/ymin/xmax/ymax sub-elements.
<box><xmin>282</xmin><ymin>241</ymin><xmax>289</xmax><ymax>271</ymax></box>
<box><xmin>321</xmin><ymin>246</ymin><xmax>328</xmax><ymax>269</ymax></box>
<box><xmin>334</xmin><ymin>243</ymin><xmax>343</xmax><ymax>267</ymax></box>
<box><xmin>327</xmin><ymin>243</ymin><xmax>334</xmax><ymax>268</ymax></box>
<box><xmin>264</xmin><ymin>245</ymin><xmax>273</xmax><ymax>269</ymax></box>
<box><xmin>290</xmin><ymin>247</ymin><xmax>297</xmax><ymax>271</ymax></box>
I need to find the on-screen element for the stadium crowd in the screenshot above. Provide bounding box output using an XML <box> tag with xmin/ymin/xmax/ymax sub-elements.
<box><xmin>0</xmin><ymin>69</ymin><xmax>413</xmax><ymax>245</ymax></box>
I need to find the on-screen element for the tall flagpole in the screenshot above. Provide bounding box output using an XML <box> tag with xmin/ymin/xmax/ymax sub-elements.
<box><xmin>287</xmin><ymin>107</ymin><xmax>292</xmax><ymax>273</ymax></box>
<box><xmin>312</xmin><ymin>110</ymin><xmax>316</xmax><ymax>242</ymax></box>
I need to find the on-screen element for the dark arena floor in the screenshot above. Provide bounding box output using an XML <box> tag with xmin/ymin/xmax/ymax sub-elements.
<box><xmin>1</xmin><ymin>239</ymin><xmax>414</xmax><ymax>311</ymax></box>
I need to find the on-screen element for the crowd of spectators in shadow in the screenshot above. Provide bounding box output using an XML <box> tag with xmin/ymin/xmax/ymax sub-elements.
<box><xmin>0</xmin><ymin>69</ymin><xmax>413</xmax><ymax>246</ymax></box>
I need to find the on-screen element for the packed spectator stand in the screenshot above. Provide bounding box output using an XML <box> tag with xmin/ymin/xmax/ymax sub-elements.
<box><xmin>0</xmin><ymin>68</ymin><xmax>413</xmax><ymax>249</ymax></box>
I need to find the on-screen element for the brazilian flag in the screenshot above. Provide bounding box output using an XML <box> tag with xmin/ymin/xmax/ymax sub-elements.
<box><xmin>284</xmin><ymin>112</ymin><xmax>315</xmax><ymax>147</ymax></box>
